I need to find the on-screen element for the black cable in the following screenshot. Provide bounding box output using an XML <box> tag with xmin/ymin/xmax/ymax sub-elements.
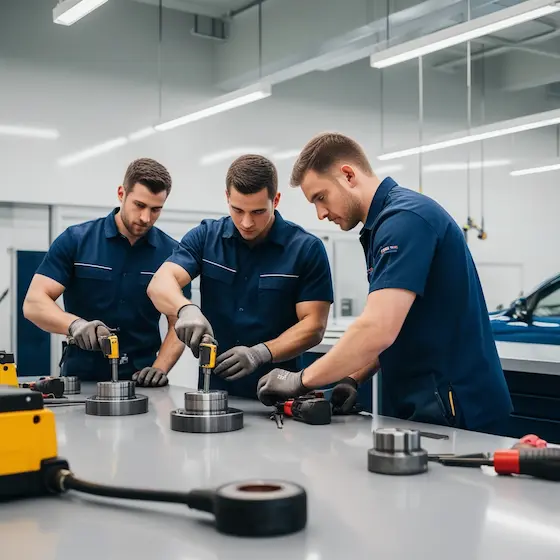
<box><xmin>58</xmin><ymin>472</ymin><xmax>215</xmax><ymax>513</ymax></box>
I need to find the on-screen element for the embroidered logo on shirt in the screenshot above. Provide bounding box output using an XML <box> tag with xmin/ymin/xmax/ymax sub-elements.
<box><xmin>380</xmin><ymin>245</ymin><xmax>399</xmax><ymax>255</ymax></box>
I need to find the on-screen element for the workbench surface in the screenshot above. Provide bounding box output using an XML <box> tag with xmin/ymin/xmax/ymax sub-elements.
<box><xmin>2</xmin><ymin>383</ymin><xmax>560</xmax><ymax>560</ymax></box>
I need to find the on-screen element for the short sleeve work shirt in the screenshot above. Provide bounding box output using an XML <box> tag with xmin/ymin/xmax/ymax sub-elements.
<box><xmin>360</xmin><ymin>178</ymin><xmax>512</xmax><ymax>430</ymax></box>
<box><xmin>36</xmin><ymin>208</ymin><xmax>191</xmax><ymax>380</ymax></box>
<box><xmin>167</xmin><ymin>211</ymin><xmax>334</xmax><ymax>397</ymax></box>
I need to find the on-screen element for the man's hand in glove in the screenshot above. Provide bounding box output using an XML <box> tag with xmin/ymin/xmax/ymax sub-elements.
<box><xmin>132</xmin><ymin>367</ymin><xmax>168</xmax><ymax>387</ymax></box>
<box><xmin>175</xmin><ymin>304</ymin><xmax>213</xmax><ymax>358</ymax></box>
<box><xmin>214</xmin><ymin>344</ymin><xmax>272</xmax><ymax>381</ymax></box>
<box><xmin>68</xmin><ymin>318</ymin><xmax>111</xmax><ymax>351</ymax></box>
<box><xmin>331</xmin><ymin>377</ymin><xmax>358</xmax><ymax>414</ymax></box>
<box><xmin>257</xmin><ymin>368</ymin><xmax>309</xmax><ymax>406</ymax></box>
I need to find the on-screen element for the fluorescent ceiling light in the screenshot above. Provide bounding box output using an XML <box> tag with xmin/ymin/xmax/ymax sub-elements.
<box><xmin>0</xmin><ymin>124</ymin><xmax>60</xmax><ymax>140</ymax></box>
<box><xmin>53</xmin><ymin>0</ymin><xmax>109</xmax><ymax>26</ymax></box>
<box><xmin>378</xmin><ymin>108</ymin><xmax>560</xmax><ymax>161</ymax></box>
<box><xmin>423</xmin><ymin>159</ymin><xmax>511</xmax><ymax>172</ymax></box>
<box><xmin>128</xmin><ymin>127</ymin><xmax>156</xmax><ymax>142</ymax></box>
<box><xmin>155</xmin><ymin>84</ymin><xmax>271</xmax><ymax>132</ymax></box>
<box><xmin>376</xmin><ymin>164</ymin><xmax>405</xmax><ymax>174</ymax></box>
<box><xmin>511</xmin><ymin>160</ymin><xmax>560</xmax><ymax>176</ymax></box>
<box><xmin>370</xmin><ymin>0</ymin><xmax>560</xmax><ymax>69</ymax></box>
<box><xmin>272</xmin><ymin>149</ymin><xmax>301</xmax><ymax>161</ymax></box>
<box><xmin>200</xmin><ymin>147</ymin><xmax>272</xmax><ymax>166</ymax></box>
<box><xmin>58</xmin><ymin>136</ymin><xmax>127</xmax><ymax>167</ymax></box>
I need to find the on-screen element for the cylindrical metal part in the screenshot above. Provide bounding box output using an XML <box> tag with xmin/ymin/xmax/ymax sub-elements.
<box><xmin>111</xmin><ymin>360</ymin><xmax>119</xmax><ymax>383</ymax></box>
<box><xmin>184</xmin><ymin>390</ymin><xmax>228</xmax><ymax>415</ymax></box>
<box><xmin>368</xmin><ymin>428</ymin><xmax>428</xmax><ymax>476</ymax></box>
<box><xmin>170</xmin><ymin>407</ymin><xmax>243</xmax><ymax>433</ymax></box>
<box><xmin>374</xmin><ymin>427</ymin><xmax>422</xmax><ymax>453</ymax></box>
<box><xmin>61</xmin><ymin>376</ymin><xmax>81</xmax><ymax>395</ymax></box>
<box><xmin>85</xmin><ymin>394</ymin><xmax>148</xmax><ymax>416</ymax></box>
<box><xmin>96</xmin><ymin>380</ymin><xmax>136</xmax><ymax>400</ymax></box>
<box><xmin>202</xmin><ymin>367</ymin><xmax>211</xmax><ymax>393</ymax></box>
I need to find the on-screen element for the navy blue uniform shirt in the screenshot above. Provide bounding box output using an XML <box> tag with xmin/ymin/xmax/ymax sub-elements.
<box><xmin>167</xmin><ymin>210</ymin><xmax>334</xmax><ymax>398</ymax></box>
<box><xmin>35</xmin><ymin>208</ymin><xmax>191</xmax><ymax>381</ymax></box>
<box><xmin>361</xmin><ymin>177</ymin><xmax>513</xmax><ymax>432</ymax></box>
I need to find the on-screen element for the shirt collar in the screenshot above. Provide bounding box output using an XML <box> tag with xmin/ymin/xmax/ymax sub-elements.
<box><xmin>222</xmin><ymin>210</ymin><xmax>288</xmax><ymax>246</ymax></box>
<box><xmin>361</xmin><ymin>176</ymin><xmax>398</xmax><ymax>232</ymax></box>
<box><xmin>104</xmin><ymin>207</ymin><xmax>157</xmax><ymax>247</ymax></box>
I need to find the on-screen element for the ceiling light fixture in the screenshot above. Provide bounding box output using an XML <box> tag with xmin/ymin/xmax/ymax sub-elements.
<box><xmin>155</xmin><ymin>84</ymin><xmax>271</xmax><ymax>132</ymax></box>
<box><xmin>200</xmin><ymin>147</ymin><xmax>272</xmax><ymax>166</ymax></box>
<box><xmin>53</xmin><ymin>0</ymin><xmax>110</xmax><ymax>26</ymax></box>
<box><xmin>128</xmin><ymin>127</ymin><xmax>156</xmax><ymax>142</ymax></box>
<box><xmin>511</xmin><ymin>160</ymin><xmax>560</xmax><ymax>176</ymax></box>
<box><xmin>271</xmin><ymin>150</ymin><xmax>301</xmax><ymax>161</ymax></box>
<box><xmin>370</xmin><ymin>0</ymin><xmax>560</xmax><ymax>69</ymax></box>
<box><xmin>375</xmin><ymin>164</ymin><xmax>405</xmax><ymax>174</ymax></box>
<box><xmin>57</xmin><ymin>136</ymin><xmax>127</xmax><ymax>167</ymax></box>
<box><xmin>0</xmin><ymin>124</ymin><xmax>60</xmax><ymax>140</ymax></box>
<box><xmin>423</xmin><ymin>159</ymin><xmax>511</xmax><ymax>172</ymax></box>
<box><xmin>378</xmin><ymin>108</ymin><xmax>560</xmax><ymax>161</ymax></box>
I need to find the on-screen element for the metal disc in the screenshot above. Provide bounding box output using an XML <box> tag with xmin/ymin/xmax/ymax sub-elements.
<box><xmin>367</xmin><ymin>448</ymin><xmax>428</xmax><ymax>475</ymax></box>
<box><xmin>170</xmin><ymin>407</ymin><xmax>243</xmax><ymax>433</ymax></box>
<box><xmin>61</xmin><ymin>376</ymin><xmax>81</xmax><ymax>395</ymax></box>
<box><xmin>85</xmin><ymin>394</ymin><xmax>148</xmax><ymax>416</ymax></box>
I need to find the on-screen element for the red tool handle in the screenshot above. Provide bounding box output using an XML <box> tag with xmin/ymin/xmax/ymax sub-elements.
<box><xmin>494</xmin><ymin>448</ymin><xmax>560</xmax><ymax>481</ymax></box>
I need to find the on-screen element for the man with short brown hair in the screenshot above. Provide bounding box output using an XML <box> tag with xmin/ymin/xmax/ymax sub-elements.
<box><xmin>148</xmin><ymin>154</ymin><xmax>334</xmax><ymax>398</ymax></box>
<box><xmin>24</xmin><ymin>158</ymin><xmax>188</xmax><ymax>386</ymax></box>
<box><xmin>256</xmin><ymin>132</ymin><xmax>513</xmax><ymax>434</ymax></box>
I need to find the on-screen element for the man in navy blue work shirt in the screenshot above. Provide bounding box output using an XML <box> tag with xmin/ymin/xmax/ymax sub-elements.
<box><xmin>257</xmin><ymin>133</ymin><xmax>513</xmax><ymax>434</ymax></box>
<box><xmin>147</xmin><ymin>154</ymin><xmax>334</xmax><ymax>398</ymax></box>
<box><xmin>23</xmin><ymin>158</ymin><xmax>189</xmax><ymax>386</ymax></box>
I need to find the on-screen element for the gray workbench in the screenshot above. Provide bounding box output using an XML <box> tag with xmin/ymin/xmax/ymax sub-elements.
<box><xmin>2</xmin><ymin>383</ymin><xmax>560</xmax><ymax>560</ymax></box>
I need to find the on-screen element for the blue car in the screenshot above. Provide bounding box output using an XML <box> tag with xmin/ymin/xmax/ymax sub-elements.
<box><xmin>489</xmin><ymin>273</ymin><xmax>560</xmax><ymax>345</ymax></box>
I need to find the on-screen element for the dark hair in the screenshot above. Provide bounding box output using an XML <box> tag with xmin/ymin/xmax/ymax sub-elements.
<box><xmin>290</xmin><ymin>132</ymin><xmax>373</xmax><ymax>187</ymax></box>
<box><xmin>226</xmin><ymin>154</ymin><xmax>278</xmax><ymax>200</ymax></box>
<box><xmin>123</xmin><ymin>158</ymin><xmax>172</xmax><ymax>195</ymax></box>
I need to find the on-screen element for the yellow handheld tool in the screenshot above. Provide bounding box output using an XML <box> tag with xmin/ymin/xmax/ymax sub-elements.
<box><xmin>0</xmin><ymin>386</ymin><xmax>68</xmax><ymax>500</ymax></box>
<box><xmin>99</xmin><ymin>334</ymin><xmax>120</xmax><ymax>382</ymax></box>
<box><xmin>0</xmin><ymin>351</ymin><xmax>18</xmax><ymax>387</ymax></box>
<box><xmin>67</xmin><ymin>330</ymin><xmax>120</xmax><ymax>382</ymax></box>
<box><xmin>199</xmin><ymin>341</ymin><xmax>217</xmax><ymax>393</ymax></box>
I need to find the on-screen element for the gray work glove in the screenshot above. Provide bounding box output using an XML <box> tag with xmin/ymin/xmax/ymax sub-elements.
<box><xmin>132</xmin><ymin>367</ymin><xmax>168</xmax><ymax>387</ymax></box>
<box><xmin>68</xmin><ymin>318</ymin><xmax>111</xmax><ymax>351</ymax></box>
<box><xmin>175</xmin><ymin>304</ymin><xmax>213</xmax><ymax>358</ymax></box>
<box><xmin>257</xmin><ymin>368</ymin><xmax>308</xmax><ymax>407</ymax></box>
<box><xmin>331</xmin><ymin>377</ymin><xmax>358</xmax><ymax>414</ymax></box>
<box><xmin>214</xmin><ymin>343</ymin><xmax>272</xmax><ymax>381</ymax></box>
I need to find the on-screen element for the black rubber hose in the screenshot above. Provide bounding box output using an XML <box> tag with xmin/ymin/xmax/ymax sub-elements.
<box><xmin>59</xmin><ymin>472</ymin><xmax>215</xmax><ymax>513</ymax></box>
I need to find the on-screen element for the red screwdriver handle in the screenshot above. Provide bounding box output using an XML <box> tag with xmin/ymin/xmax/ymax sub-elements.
<box><xmin>494</xmin><ymin>448</ymin><xmax>560</xmax><ymax>481</ymax></box>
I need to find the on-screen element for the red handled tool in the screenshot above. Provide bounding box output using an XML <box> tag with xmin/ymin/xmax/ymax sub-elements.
<box><xmin>270</xmin><ymin>392</ymin><xmax>331</xmax><ymax>429</ymax></box>
<box><xmin>434</xmin><ymin>447</ymin><xmax>560</xmax><ymax>481</ymax></box>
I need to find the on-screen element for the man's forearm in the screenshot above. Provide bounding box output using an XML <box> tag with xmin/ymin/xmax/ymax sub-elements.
<box><xmin>265</xmin><ymin>316</ymin><xmax>325</xmax><ymax>363</ymax></box>
<box><xmin>23</xmin><ymin>294</ymin><xmax>79</xmax><ymax>336</ymax></box>
<box><xmin>348</xmin><ymin>359</ymin><xmax>380</xmax><ymax>384</ymax></box>
<box><xmin>148</xmin><ymin>273</ymin><xmax>191</xmax><ymax>317</ymax></box>
<box><xmin>152</xmin><ymin>326</ymin><xmax>185</xmax><ymax>373</ymax></box>
<box><xmin>301</xmin><ymin>317</ymin><xmax>388</xmax><ymax>388</ymax></box>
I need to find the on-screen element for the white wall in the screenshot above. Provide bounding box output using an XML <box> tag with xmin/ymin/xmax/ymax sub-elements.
<box><xmin>1</xmin><ymin>0</ymin><xmax>559</xmax><ymax>342</ymax></box>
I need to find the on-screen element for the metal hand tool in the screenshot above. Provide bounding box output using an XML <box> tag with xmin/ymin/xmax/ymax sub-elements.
<box><xmin>432</xmin><ymin>447</ymin><xmax>560</xmax><ymax>481</ymax></box>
